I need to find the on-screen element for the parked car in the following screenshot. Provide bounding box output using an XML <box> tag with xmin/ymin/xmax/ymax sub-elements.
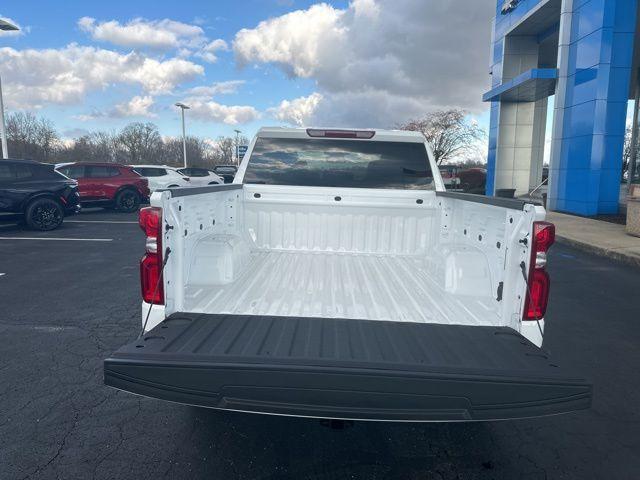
<box><xmin>438</xmin><ymin>164</ymin><xmax>461</xmax><ymax>189</ymax></box>
<box><xmin>213</xmin><ymin>165</ymin><xmax>238</xmax><ymax>183</ymax></box>
<box><xmin>0</xmin><ymin>159</ymin><xmax>80</xmax><ymax>230</ymax></box>
<box><xmin>176</xmin><ymin>167</ymin><xmax>224</xmax><ymax>187</ymax></box>
<box><xmin>105</xmin><ymin>127</ymin><xmax>591</xmax><ymax>423</ymax></box>
<box><xmin>130</xmin><ymin>165</ymin><xmax>191</xmax><ymax>192</ymax></box>
<box><xmin>56</xmin><ymin>162</ymin><xmax>149</xmax><ymax>212</ymax></box>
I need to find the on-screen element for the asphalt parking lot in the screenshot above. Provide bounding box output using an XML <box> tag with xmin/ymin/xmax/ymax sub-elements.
<box><xmin>1</xmin><ymin>209</ymin><xmax>639</xmax><ymax>480</ymax></box>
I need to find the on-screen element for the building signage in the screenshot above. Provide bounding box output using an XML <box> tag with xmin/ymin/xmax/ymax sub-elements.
<box><xmin>501</xmin><ymin>0</ymin><xmax>521</xmax><ymax>14</ymax></box>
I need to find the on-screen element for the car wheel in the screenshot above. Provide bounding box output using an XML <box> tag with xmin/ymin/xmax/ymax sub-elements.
<box><xmin>25</xmin><ymin>198</ymin><xmax>64</xmax><ymax>231</ymax></box>
<box><xmin>208</xmin><ymin>181</ymin><xmax>221</xmax><ymax>185</ymax></box>
<box><xmin>167</xmin><ymin>184</ymin><xmax>180</xmax><ymax>189</ymax></box>
<box><xmin>115</xmin><ymin>189</ymin><xmax>140</xmax><ymax>213</ymax></box>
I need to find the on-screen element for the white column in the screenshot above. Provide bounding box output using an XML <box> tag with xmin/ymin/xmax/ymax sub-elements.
<box><xmin>494</xmin><ymin>35</ymin><xmax>547</xmax><ymax>195</ymax></box>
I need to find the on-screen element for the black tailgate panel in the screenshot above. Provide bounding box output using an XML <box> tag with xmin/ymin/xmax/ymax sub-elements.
<box><xmin>104</xmin><ymin>313</ymin><xmax>591</xmax><ymax>421</ymax></box>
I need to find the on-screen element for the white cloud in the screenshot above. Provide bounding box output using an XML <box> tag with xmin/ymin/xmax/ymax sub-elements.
<box><xmin>78</xmin><ymin>17</ymin><xmax>205</xmax><ymax>50</ymax></box>
<box><xmin>269</xmin><ymin>93</ymin><xmax>323</xmax><ymax>126</ymax></box>
<box><xmin>234</xmin><ymin>4</ymin><xmax>345</xmax><ymax>77</ymax></box>
<box><xmin>78</xmin><ymin>17</ymin><xmax>230</xmax><ymax>63</ymax></box>
<box><xmin>195</xmin><ymin>39</ymin><xmax>228</xmax><ymax>63</ymax></box>
<box><xmin>187</xmin><ymin>100</ymin><xmax>260</xmax><ymax>125</ymax></box>
<box><xmin>186</xmin><ymin>80</ymin><xmax>245</xmax><ymax>98</ymax></box>
<box><xmin>115</xmin><ymin>95</ymin><xmax>156</xmax><ymax>117</ymax></box>
<box><xmin>234</xmin><ymin>0</ymin><xmax>494</xmax><ymax>127</ymax></box>
<box><xmin>0</xmin><ymin>15</ymin><xmax>26</xmax><ymax>37</ymax></box>
<box><xmin>76</xmin><ymin>95</ymin><xmax>156</xmax><ymax>121</ymax></box>
<box><xmin>0</xmin><ymin>44</ymin><xmax>204</xmax><ymax>109</ymax></box>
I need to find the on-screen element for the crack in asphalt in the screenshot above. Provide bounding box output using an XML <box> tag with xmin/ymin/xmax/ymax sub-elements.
<box><xmin>20</xmin><ymin>409</ymin><xmax>80</xmax><ymax>480</ymax></box>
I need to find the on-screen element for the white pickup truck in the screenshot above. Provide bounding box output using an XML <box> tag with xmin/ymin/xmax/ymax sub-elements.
<box><xmin>105</xmin><ymin>127</ymin><xmax>591</xmax><ymax>422</ymax></box>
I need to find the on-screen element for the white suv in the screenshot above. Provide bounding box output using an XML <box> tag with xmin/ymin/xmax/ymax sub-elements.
<box><xmin>176</xmin><ymin>167</ymin><xmax>223</xmax><ymax>187</ymax></box>
<box><xmin>130</xmin><ymin>165</ymin><xmax>191</xmax><ymax>192</ymax></box>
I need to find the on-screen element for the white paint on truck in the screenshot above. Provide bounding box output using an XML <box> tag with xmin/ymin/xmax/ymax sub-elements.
<box><xmin>144</xmin><ymin>127</ymin><xmax>543</xmax><ymax>346</ymax></box>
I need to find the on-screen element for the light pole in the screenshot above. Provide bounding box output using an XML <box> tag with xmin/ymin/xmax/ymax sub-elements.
<box><xmin>0</xmin><ymin>19</ymin><xmax>19</xmax><ymax>159</ymax></box>
<box><xmin>234</xmin><ymin>129</ymin><xmax>242</xmax><ymax>165</ymax></box>
<box><xmin>175</xmin><ymin>102</ymin><xmax>190</xmax><ymax>168</ymax></box>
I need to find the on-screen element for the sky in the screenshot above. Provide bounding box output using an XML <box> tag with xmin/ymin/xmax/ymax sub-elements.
<box><xmin>0</xmin><ymin>0</ymin><xmax>495</xmax><ymax>144</ymax></box>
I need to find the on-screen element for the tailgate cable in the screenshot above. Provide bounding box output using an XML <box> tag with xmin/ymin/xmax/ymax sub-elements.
<box><xmin>139</xmin><ymin>246</ymin><xmax>171</xmax><ymax>338</ymax></box>
<box><xmin>519</xmin><ymin>261</ymin><xmax>545</xmax><ymax>342</ymax></box>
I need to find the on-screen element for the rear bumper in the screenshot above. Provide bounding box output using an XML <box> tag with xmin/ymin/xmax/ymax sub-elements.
<box><xmin>105</xmin><ymin>314</ymin><xmax>591</xmax><ymax>422</ymax></box>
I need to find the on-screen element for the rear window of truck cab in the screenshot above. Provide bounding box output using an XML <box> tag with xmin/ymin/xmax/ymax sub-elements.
<box><xmin>244</xmin><ymin>137</ymin><xmax>434</xmax><ymax>190</ymax></box>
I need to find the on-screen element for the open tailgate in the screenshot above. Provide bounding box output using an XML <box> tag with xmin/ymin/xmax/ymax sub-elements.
<box><xmin>105</xmin><ymin>313</ymin><xmax>591</xmax><ymax>421</ymax></box>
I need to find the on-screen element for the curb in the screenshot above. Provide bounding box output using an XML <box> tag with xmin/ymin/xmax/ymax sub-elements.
<box><xmin>555</xmin><ymin>235</ymin><xmax>640</xmax><ymax>269</ymax></box>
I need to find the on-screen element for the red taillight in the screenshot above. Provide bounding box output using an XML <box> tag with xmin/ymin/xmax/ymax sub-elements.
<box><xmin>139</xmin><ymin>206</ymin><xmax>161</xmax><ymax>237</ymax></box>
<box><xmin>139</xmin><ymin>207</ymin><xmax>164</xmax><ymax>304</ymax></box>
<box><xmin>523</xmin><ymin>221</ymin><xmax>555</xmax><ymax>320</ymax></box>
<box><xmin>533</xmin><ymin>221</ymin><xmax>555</xmax><ymax>252</ymax></box>
<box><xmin>525</xmin><ymin>269</ymin><xmax>550</xmax><ymax>319</ymax></box>
<box><xmin>306</xmin><ymin>128</ymin><xmax>375</xmax><ymax>139</ymax></box>
<box><xmin>140</xmin><ymin>253</ymin><xmax>163</xmax><ymax>304</ymax></box>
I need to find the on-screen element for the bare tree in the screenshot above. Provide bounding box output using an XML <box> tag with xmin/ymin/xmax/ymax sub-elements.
<box><xmin>205</xmin><ymin>135</ymin><xmax>250</xmax><ymax>165</ymax></box>
<box><xmin>4</xmin><ymin>112</ymin><xmax>252</xmax><ymax>169</ymax></box>
<box><xmin>623</xmin><ymin>127</ymin><xmax>639</xmax><ymax>177</ymax></box>
<box><xmin>398</xmin><ymin>109</ymin><xmax>485</xmax><ymax>165</ymax></box>
<box><xmin>210</xmin><ymin>136</ymin><xmax>236</xmax><ymax>165</ymax></box>
<box><xmin>162</xmin><ymin>136</ymin><xmax>213</xmax><ymax>167</ymax></box>
<box><xmin>64</xmin><ymin>131</ymin><xmax>125</xmax><ymax>163</ymax></box>
<box><xmin>118</xmin><ymin>122</ymin><xmax>163</xmax><ymax>164</ymax></box>
<box><xmin>6</xmin><ymin>112</ymin><xmax>61</xmax><ymax>161</ymax></box>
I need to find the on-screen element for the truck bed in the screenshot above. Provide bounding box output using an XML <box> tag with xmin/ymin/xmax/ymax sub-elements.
<box><xmin>184</xmin><ymin>250</ymin><xmax>501</xmax><ymax>326</ymax></box>
<box><xmin>105</xmin><ymin>313</ymin><xmax>591</xmax><ymax>421</ymax></box>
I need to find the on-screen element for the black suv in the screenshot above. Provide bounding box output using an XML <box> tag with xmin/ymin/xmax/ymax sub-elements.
<box><xmin>0</xmin><ymin>159</ymin><xmax>81</xmax><ymax>230</ymax></box>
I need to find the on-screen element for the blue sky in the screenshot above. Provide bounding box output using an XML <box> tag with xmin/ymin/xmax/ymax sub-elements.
<box><xmin>0</xmin><ymin>0</ymin><xmax>493</xmax><ymax>144</ymax></box>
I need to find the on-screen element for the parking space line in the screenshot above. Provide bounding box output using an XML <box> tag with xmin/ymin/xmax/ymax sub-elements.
<box><xmin>65</xmin><ymin>220</ymin><xmax>138</xmax><ymax>224</ymax></box>
<box><xmin>0</xmin><ymin>237</ymin><xmax>113</xmax><ymax>242</ymax></box>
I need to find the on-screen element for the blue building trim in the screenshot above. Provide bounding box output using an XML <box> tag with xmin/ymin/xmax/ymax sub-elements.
<box><xmin>483</xmin><ymin>68</ymin><xmax>558</xmax><ymax>102</ymax></box>
<box><xmin>487</xmin><ymin>0</ymin><xmax>638</xmax><ymax>215</ymax></box>
<box><xmin>548</xmin><ymin>0</ymin><xmax>637</xmax><ymax>215</ymax></box>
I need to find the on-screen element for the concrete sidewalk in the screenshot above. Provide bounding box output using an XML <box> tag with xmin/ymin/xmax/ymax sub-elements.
<box><xmin>546</xmin><ymin>211</ymin><xmax>640</xmax><ymax>268</ymax></box>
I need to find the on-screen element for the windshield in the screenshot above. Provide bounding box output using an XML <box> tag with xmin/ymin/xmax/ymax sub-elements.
<box><xmin>244</xmin><ymin>137</ymin><xmax>434</xmax><ymax>190</ymax></box>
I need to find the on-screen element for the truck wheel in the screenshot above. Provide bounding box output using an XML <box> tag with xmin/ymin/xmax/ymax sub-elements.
<box><xmin>115</xmin><ymin>189</ymin><xmax>140</xmax><ymax>213</ymax></box>
<box><xmin>25</xmin><ymin>198</ymin><xmax>64</xmax><ymax>231</ymax></box>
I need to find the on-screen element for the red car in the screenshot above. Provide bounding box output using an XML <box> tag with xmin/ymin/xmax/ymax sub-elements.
<box><xmin>55</xmin><ymin>162</ymin><xmax>150</xmax><ymax>212</ymax></box>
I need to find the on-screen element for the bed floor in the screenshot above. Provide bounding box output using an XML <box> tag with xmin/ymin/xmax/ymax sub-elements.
<box><xmin>184</xmin><ymin>250</ymin><xmax>501</xmax><ymax>326</ymax></box>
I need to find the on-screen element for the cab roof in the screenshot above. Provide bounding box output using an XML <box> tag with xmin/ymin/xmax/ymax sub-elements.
<box><xmin>256</xmin><ymin>127</ymin><xmax>426</xmax><ymax>143</ymax></box>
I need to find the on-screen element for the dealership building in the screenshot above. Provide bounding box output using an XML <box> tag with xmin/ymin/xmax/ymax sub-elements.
<box><xmin>484</xmin><ymin>0</ymin><xmax>638</xmax><ymax>215</ymax></box>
